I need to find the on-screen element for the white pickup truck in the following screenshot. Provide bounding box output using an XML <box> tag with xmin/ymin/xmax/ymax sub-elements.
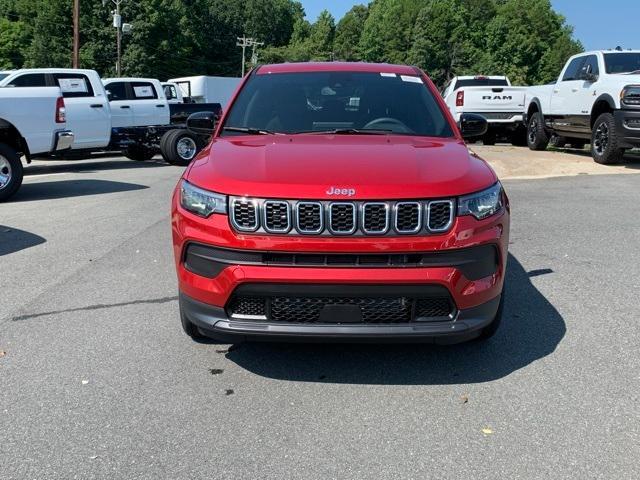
<box><xmin>442</xmin><ymin>75</ymin><xmax>527</xmax><ymax>145</ymax></box>
<box><xmin>0</xmin><ymin>85</ymin><xmax>73</xmax><ymax>201</ymax></box>
<box><xmin>525</xmin><ymin>49</ymin><xmax>640</xmax><ymax>164</ymax></box>
<box><xmin>0</xmin><ymin>69</ymin><xmax>220</xmax><ymax>165</ymax></box>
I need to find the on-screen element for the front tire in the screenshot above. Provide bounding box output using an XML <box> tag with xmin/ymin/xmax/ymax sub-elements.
<box><xmin>527</xmin><ymin>111</ymin><xmax>549</xmax><ymax>150</ymax></box>
<box><xmin>161</xmin><ymin>130</ymin><xmax>200</xmax><ymax>166</ymax></box>
<box><xmin>0</xmin><ymin>143</ymin><xmax>24</xmax><ymax>202</ymax></box>
<box><xmin>591</xmin><ymin>113</ymin><xmax>626</xmax><ymax>164</ymax></box>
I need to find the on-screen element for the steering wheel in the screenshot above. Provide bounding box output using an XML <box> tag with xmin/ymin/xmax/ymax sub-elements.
<box><xmin>362</xmin><ymin>117</ymin><xmax>413</xmax><ymax>133</ymax></box>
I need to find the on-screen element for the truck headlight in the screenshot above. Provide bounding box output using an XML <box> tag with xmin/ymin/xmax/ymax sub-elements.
<box><xmin>621</xmin><ymin>85</ymin><xmax>640</xmax><ymax>107</ymax></box>
<box><xmin>180</xmin><ymin>180</ymin><xmax>227</xmax><ymax>217</ymax></box>
<box><xmin>458</xmin><ymin>183</ymin><xmax>504</xmax><ymax>220</ymax></box>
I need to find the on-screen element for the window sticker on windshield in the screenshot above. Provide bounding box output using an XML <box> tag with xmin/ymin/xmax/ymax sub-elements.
<box><xmin>58</xmin><ymin>78</ymin><xmax>88</xmax><ymax>93</ymax></box>
<box><xmin>134</xmin><ymin>85</ymin><xmax>154</xmax><ymax>98</ymax></box>
<box><xmin>380</xmin><ymin>73</ymin><xmax>396</xmax><ymax>77</ymax></box>
<box><xmin>400</xmin><ymin>75</ymin><xmax>423</xmax><ymax>84</ymax></box>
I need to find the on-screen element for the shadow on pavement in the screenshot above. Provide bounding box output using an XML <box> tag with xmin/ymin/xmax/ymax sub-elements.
<box><xmin>24</xmin><ymin>158</ymin><xmax>170</xmax><ymax>177</ymax></box>
<box><xmin>0</xmin><ymin>226</ymin><xmax>46</xmax><ymax>256</ymax></box>
<box><xmin>224</xmin><ymin>254</ymin><xmax>566</xmax><ymax>385</ymax></box>
<box><xmin>12</xmin><ymin>179</ymin><xmax>148</xmax><ymax>202</ymax></box>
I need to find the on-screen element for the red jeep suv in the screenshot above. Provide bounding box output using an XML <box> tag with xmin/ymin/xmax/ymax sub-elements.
<box><xmin>171</xmin><ymin>62</ymin><xmax>509</xmax><ymax>344</ymax></box>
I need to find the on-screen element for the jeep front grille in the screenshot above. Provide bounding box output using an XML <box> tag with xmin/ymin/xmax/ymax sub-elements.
<box><xmin>229</xmin><ymin>197</ymin><xmax>455</xmax><ymax>236</ymax></box>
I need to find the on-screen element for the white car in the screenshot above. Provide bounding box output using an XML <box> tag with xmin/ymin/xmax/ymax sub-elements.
<box><xmin>0</xmin><ymin>85</ymin><xmax>73</xmax><ymax>201</ymax></box>
<box><xmin>524</xmin><ymin>49</ymin><xmax>640</xmax><ymax>163</ymax></box>
<box><xmin>442</xmin><ymin>75</ymin><xmax>527</xmax><ymax>145</ymax></box>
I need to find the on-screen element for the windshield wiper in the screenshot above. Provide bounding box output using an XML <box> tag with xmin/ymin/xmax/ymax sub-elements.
<box><xmin>294</xmin><ymin>128</ymin><xmax>393</xmax><ymax>135</ymax></box>
<box><xmin>222</xmin><ymin>126</ymin><xmax>278</xmax><ymax>135</ymax></box>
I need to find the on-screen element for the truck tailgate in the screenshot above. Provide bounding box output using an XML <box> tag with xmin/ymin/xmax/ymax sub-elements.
<box><xmin>457</xmin><ymin>86</ymin><xmax>526</xmax><ymax>113</ymax></box>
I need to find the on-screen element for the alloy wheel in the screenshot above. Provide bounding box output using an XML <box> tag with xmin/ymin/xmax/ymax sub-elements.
<box><xmin>593</xmin><ymin>121</ymin><xmax>609</xmax><ymax>155</ymax></box>
<box><xmin>176</xmin><ymin>137</ymin><xmax>197</xmax><ymax>161</ymax></box>
<box><xmin>0</xmin><ymin>155</ymin><xmax>12</xmax><ymax>190</ymax></box>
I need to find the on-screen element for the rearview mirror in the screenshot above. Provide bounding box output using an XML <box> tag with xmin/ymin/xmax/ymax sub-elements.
<box><xmin>186</xmin><ymin>111</ymin><xmax>217</xmax><ymax>135</ymax></box>
<box><xmin>458</xmin><ymin>113</ymin><xmax>488</xmax><ymax>140</ymax></box>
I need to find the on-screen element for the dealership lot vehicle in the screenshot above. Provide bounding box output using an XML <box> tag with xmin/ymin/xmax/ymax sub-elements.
<box><xmin>442</xmin><ymin>75</ymin><xmax>527</xmax><ymax>146</ymax></box>
<box><xmin>525</xmin><ymin>49</ymin><xmax>640</xmax><ymax>163</ymax></box>
<box><xmin>172</xmin><ymin>62</ymin><xmax>508</xmax><ymax>344</ymax></box>
<box><xmin>166</xmin><ymin>75</ymin><xmax>242</xmax><ymax>106</ymax></box>
<box><xmin>1</xmin><ymin>154</ymin><xmax>639</xmax><ymax>479</ymax></box>
<box><xmin>0</xmin><ymin>86</ymin><xmax>73</xmax><ymax>201</ymax></box>
<box><xmin>0</xmin><ymin>69</ymin><xmax>220</xmax><ymax>165</ymax></box>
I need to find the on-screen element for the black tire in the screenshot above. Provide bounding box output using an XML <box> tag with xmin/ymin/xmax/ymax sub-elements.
<box><xmin>549</xmin><ymin>135</ymin><xmax>567</xmax><ymax>148</ymax></box>
<box><xmin>482</xmin><ymin>131</ymin><xmax>497</xmax><ymax>146</ymax></box>
<box><xmin>125</xmin><ymin>144</ymin><xmax>156</xmax><ymax>161</ymax></box>
<box><xmin>591</xmin><ymin>113</ymin><xmax>626</xmax><ymax>164</ymax></box>
<box><xmin>476</xmin><ymin>291</ymin><xmax>505</xmax><ymax>341</ymax></box>
<box><xmin>0</xmin><ymin>143</ymin><xmax>24</xmax><ymax>202</ymax></box>
<box><xmin>527</xmin><ymin>111</ymin><xmax>549</xmax><ymax>150</ymax></box>
<box><xmin>161</xmin><ymin>129</ymin><xmax>200</xmax><ymax>166</ymax></box>
<box><xmin>511</xmin><ymin>127</ymin><xmax>528</xmax><ymax>147</ymax></box>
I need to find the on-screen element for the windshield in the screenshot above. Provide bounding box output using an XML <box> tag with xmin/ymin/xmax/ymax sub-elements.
<box><xmin>604</xmin><ymin>53</ymin><xmax>640</xmax><ymax>74</ymax></box>
<box><xmin>222</xmin><ymin>71</ymin><xmax>453</xmax><ymax>137</ymax></box>
<box><xmin>454</xmin><ymin>78</ymin><xmax>509</xmax><ymax>88</ymax></box>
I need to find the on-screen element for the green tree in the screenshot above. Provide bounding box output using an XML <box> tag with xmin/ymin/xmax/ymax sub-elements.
<box><xmin>359</xmin><ymin>0</ymin><xmax>421</xmax><ymax>64</ymax></box>
<box><xmin>409</xmin><ymin>0</ymin><xmax>472</xmax><ymax>87</ymax></box>
<box><xmin>334</xmin><ymin>4</ymin><xmax>368</xmax><ymax>61</ymax></box>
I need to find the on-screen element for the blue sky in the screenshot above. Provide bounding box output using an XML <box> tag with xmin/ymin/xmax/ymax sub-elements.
<box><xmin>300</xmin><ymin>0</ymin><xmax>639</xmax><ymax>51</ymax></box>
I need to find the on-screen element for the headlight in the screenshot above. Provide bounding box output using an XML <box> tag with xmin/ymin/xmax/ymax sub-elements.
<box><xmin>179</xmin><ymin>180</ymin><xmax>227</xmax><ymax>217</ymax></box>
<box><xmin>458</xmin><ymin>183</ymin><xmax>503</xmax><ymax>220</ymax></box>
<box><xmin>621</xmin><ymin>85</ymin><xmax>640</xmax><ymax>107</ymax></box>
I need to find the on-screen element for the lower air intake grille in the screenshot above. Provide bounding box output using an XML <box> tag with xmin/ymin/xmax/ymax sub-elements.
<box><xmin>227</xmin><ymin>294</ymin><xmax>455</xmax><ymax>324</ymax></box>
<box><xmin>227</xmin><ymin>296</ymin><xmax>266</xmax><ymax>319</ymax></box>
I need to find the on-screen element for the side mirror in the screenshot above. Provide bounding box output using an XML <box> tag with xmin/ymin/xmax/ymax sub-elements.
<box><xmin>581</xmin><ymin>64</ymin><xmax>598</xmax><ymax>82</ymax></box>
<box><xmin>458</xmin><ymin>113</ymin><xmax>488</xmax><ymax>139</ymax></box>
<box><xmin>186</xmin><ymin>111</ymin><xmax>217</xmax><ymax>135</ymax></box>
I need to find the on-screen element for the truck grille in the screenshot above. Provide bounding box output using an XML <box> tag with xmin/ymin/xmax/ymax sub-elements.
<box><xmin>230</xmin><ymin>197</ymin><xmax>455</xmax><ymax>236</ymax></box>
<box><xmin>227</xmin><ymin>294</ymin><xmax>455</xmax><ymax>324</ymax></box>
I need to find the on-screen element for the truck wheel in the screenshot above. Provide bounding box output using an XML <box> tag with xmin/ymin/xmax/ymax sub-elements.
<box><xmin>0</xmin><ymin>143</ymin><xmax>24</xmax><ymax>202</ymax></box>
<box><xmin>125</xmin><ymin>145</ymin><xmax>156</xmax><ymax>161</ymax></box>
<box><xmin>549</xmin><ymin>135</ymin><xmax>567</xmax><ymax>148</ymax></box>
<box><xmin>527</xmin><ymin>111</ymin><xmax>549</xmax><ymax>150</ymax></box>
<box><xmin>591</xmin><ymin>113</ymin><xmax>626</xmax><ymax>164</ymax></box>
<box><xmin>161</xmin><ymin>130</ymin><xmax>200</xmax><ymax>166</ymax></box>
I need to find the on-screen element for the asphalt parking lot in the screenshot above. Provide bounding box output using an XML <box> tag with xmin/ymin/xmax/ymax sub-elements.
<box><xmin>1</xmin><ymin>149</ymin><xmax>640</xmax><ymax>479</ymax></box>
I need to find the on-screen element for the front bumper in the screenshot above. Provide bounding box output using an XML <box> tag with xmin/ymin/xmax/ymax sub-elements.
<box><xmin>180</xmin><ymin>291</ymin><xmax>502</xmax><ymax>344</ymax></box>
<box><xmin>614</xmin><ymin>109</ymin><xmax>640</xmax><ymax>148</ymax></box>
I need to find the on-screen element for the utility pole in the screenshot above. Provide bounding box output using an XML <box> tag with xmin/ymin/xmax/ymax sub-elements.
<box><xmin>237</xmin><ymin>37</ymin><xmax>264</xmax><ymax>76</ymax></box>
<box><xmin>103</xmin><ymin>0</ymin><xmax>125</xmax><ymax>76</ymax></box>
<box><xmin>72</xmin><ymin>0</ymin><xmax>80</xmax><ymax>68</ymax></box>
<box><xmin>237</xmin><ymin>36</ymin><xmax>251</xmax><ymax>77</ymax></box>
<box><xmin>250</xmin><ymin>40</ymin><xmax>264</xmax><ymax>65</ymax></box>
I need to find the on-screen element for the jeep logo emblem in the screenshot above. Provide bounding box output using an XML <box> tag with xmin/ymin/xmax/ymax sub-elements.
<box><xmin>326</xmin><ymin>186</ymin><xmax>356</xmax><ymax>196</ymax></box>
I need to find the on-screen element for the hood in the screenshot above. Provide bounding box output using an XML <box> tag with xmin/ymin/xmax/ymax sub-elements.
<box><xmin>187</xmin><ymin>135</ymin><xmax>497</xmax><ymax>200</ymax></box>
